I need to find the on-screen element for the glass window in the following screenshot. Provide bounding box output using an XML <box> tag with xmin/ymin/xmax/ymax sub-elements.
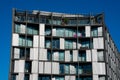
<box><xmin>68</xmin><ymin>19</ymin><xmax>77</xmax><ymax>26</ymax></box>
<box><xmin>65</xmin><ymin>64</ymin><xmax>70</xmax><ymax>74</ymax></box>
<box><xmin>52</xmin><ymin>39</ymin><xmax>60</xmax><ymax>49</ymax></box>
<box><xmin>54</xmin><ymin>76</ymin><xmax>64</xmax><ymax>80</ymax></box>
<box><xmin>20</xmin><ymin>48</ymin><xmax>25</xmax><ymax>58</ymax></box>
<box><xmin>59</xmin><ymin>51</ymin><xmax>64</xmax><ymax>61</ymax></box>
<box><xmin>45</xmin><ymin>40</ymin><xmax>51</xmax><ymax>48</ymax></box>
<box><xmin>45</xmin><ymin>28</ymin><xmax>51</xmax><ymax>36</ymax></box>
<box><xmin>25</xmin><ymin>62</ymin><xmax>31</xmax><ymax>73</ymax></box>
<box><xmin>79</xmin><ymin>51</ymin><xmax>86</xmax><ymax>62</ymax></box>
<box><xmin>91</xmin><ymin>27</ymin><xmax>98</xmax><ymax>37</ymax></box>
<box><xmin>78</xmin><ymin>19</ymin><xmax>90</xmax><ymax>25</ymax></box>
<box><xmin>27</xmin><ymin>25</ymin><xmax>39</xmax><ymax>35</ymax></box>
<box><xmin>24</xmin><ymin>74</ymin><xmax>29</xmax><ymax>80</ymax></box>
<box><xmin>26</xmin><ymin>48</ymin><xmax>30</xmax><ymax>59</ymax></box>
<box><xmin>98</xmin><ymin>51</ymin><xmax>104</xmax><ymax>61</ymax></box>
<box><xmin>99</xmin><ymin>76</ymin><xmax>105</xmax><ymax>80</ymax></box>
<box><xmin>15</xmin><ymin>15</ymin><xmax>25</xmax><ymax>22</ymax></box>
<box><xmin>47</xmin><ymin>51</ymin><xmax>51</xmax><ymax>60</ymax></box>
<box><xmin>56</xmin><ymin>28</ymin><xmax>65</xmax><ymax>37</ymax></box>
<box><xmin>11</xmin><ymin>74</ymin><xmax>17</xmax><ymax>80</ymax></box>
<box><xmin>81</xmin><ymin>40</ymin><xmax>90</xmax><ymax>48</ymax></box>
<box><xmin>38</xmin><ymin>76</ymin><xmax>51</xmax><ymax>80</ymax></box>
<box><xmin>60</xmin><ymin>64</ymin><xmax>64</xmax><ymax>74</ymax></box>
<box><xmin>26</xmin><ymin>37</ymin><xmax>33</xmax><ymax>47</ymax></box>
<box><xmin>19</xmin><ymin>36</ymin><xmax>26</xmax><ymax>46</ymax></box>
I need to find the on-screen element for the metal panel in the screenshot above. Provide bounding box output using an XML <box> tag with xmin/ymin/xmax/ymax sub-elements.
<box><xmin>39</xmin><ymin>62</ymin><xmax>44</xmax><ymax>74</ymax></box>
<box><xmin>39</xmin><ymin>24</ymin><xmax>45</xmax><ymax>36</ymax></box>
<box><xmin>65</xmin><ymin>50</ymin><xmax>70</xmax><ymax>62</ymax></box>
<box><xmin>20</xmin><ymin>24</ymin><xmax>26</xmax><ymax>34</ymax></box>
<box><xmin>12</xmin><ymin>33</ymin><xmax>19</xmax><ymax>46</ymax></box>
<box><xmin>92</xmin><ymin>62</ymin><xmax>99</xmax><ymax>74</ymax></box>
<box><xmin>33</xmin><ymin>35</ymin><xmax>39</xmax><ymax>47</ymax></box>
<box><xmin>32</xmin><ymin>61</ymin><xmax>38</xmax><ymax>73</ymax></box>
<box><xmin>44</xmin><ymin>62</ymin><xmax>51</xmax><ymax>74</ymax></box>
<box><xmin>52</xmin><ymin>62</ymin><xmax>59</xmax><ymax>74</ymax></box>
<box><xmin>60</xmin><ymin>38</ymin><xmax>65</xmax><ymax>49</ymax></box>
<box><xmin>18</xmin><ymin>73</ymin><xmax>24</xmax><ymax>80</ymax></box>
<box><xmin>98</xmin><ymin>27</ymin><xmax>102</xmax><ymax>36</ymax></box>
<box><xmin>30</xmin><ymin>48</ymin><xmax>38</xmax><ymax>60</ymax></box>
<box><xmin>14</xmin><ymin>48</ymin><xmax>20</xmax><ymax>59</ymax></box>
<box><xmin>86</xmin><ymin>50</ymin><xmax>91</xmax><ymax>62</ymax></box>
<box><xmin>99</xmin><ymin>63</ymin><xmax>106</xmax><ymax>75</ymax></box>
<box><xmin>39</xmin><ymin>36</ymin><xmax>45</xmax><ymax>48</ymax></box>
<box><xmin>93</xmin><ymin>75</ymin><xmax>99</xmax><ymax>80</ymax></box>
<box><xmin>31</xmin><ymin>74</ymin><xmax>38</xmax><ymax>80</ymax></box>
<box><xmin>19</xmin><ymin>60</ymin><xmax>25</xmax><ymax>73</ymax></box>
<box><xmin>73</xmin><ymin>50</ymin><xmax>78</xmax><ymax>62</ymax></box>
<box><xmin>92</xmin><ymin>49</ymin><xmax>97</xmax><ymax>62</ymax></box>
<box><xmin>39</xmin><ymin>49</ymin><xmax>47</xmax><ymax>60</ymax></box>
<box><xmin>98</xmin><ymin>37</ymin><xmax>104</xmax><ymax>49</ymax></box>
<box><xmin>14</xmin><ymin>60</ymin><xmax>19</xmax><ymax>72</ymax></box>
<box><xmin>85</xmin><ymin>26</ymin><xmax>91</xmax><ymax>37</ymax></box>
<box><xmin>93</xmin><ymin>38</ymin><xmax>98</xmax><ymax>49</ymax></box>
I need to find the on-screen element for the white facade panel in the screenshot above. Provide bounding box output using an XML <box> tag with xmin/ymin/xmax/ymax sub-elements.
<box><xmin>39</xmin><ymin>36</ymin><xmax>45</xmax><ymax>48</ymax></box>
<box><xmin>19</xmin><ymin>60</ymin><xmax>25</xmax><ymax>73</ymax></box>
<box><xmin>60</xmin><ymin>38</ymin><xmax>65</xmax><ymax>49</ymax></box>
<box><xmin>52</xmin><ymin>78</ymin><xmax>55</xmax><ymax>80</ymax></box>
<box><xmin>33</xmin><ymin>36</ymin><xmax>39</xmax><ymax>47</ymax></box>
<box><xmin>12</xmin><ymin>33</ymin><xmax>19</xmax><ymax>46</ymax></box>
<box><xmin>14</xmin><ymin>48</ymin><xmax>20</xmax><ymax>59</ymax></box>
<box><xmin>39</xmin><ymin>24</ymin><xmax>45</xmax><ymax>36</ymax></box>
<box><xmin>65</xmin><ymin>50</ymin><xmax>70</xmax><ymax>62</ymax></box>
<box><xmin>98</xmin><ymin>27</ymin><xmax>103</xmax><ymax>36</ymax></box>
<box><xmin>65</xmin><ymin>76</ymin><xmax>75</xmax><ymax>80</ymax></box>
<box><xmin>31</xmin><ymin>74</ymin><xmax>38</xmax><ymax>80</ymax></box>
<box><xmin>32</xmin><ymin>61</ymin><xmax>38</xmax><ymax>73</ymax></box>
<box><xmin>92</xmin><ymin>62</ymin><xmax>99</xmax><ymax>74</ymax></box>
<box><xmin>65</xmin><ymin>76</ymin><xmax>70</xmax><ymax>80</ymax></box>
<box><xmin>93</xmin><ymin>38</ymin><xmax>98</xmax><ymax>49</ymax></box>
<box><xmin>70</xmin><ymin>76</ymin><xmax>75</xmax><ymax>80</ymax></box>
<box><xmin>14</xmin><ymin>60</ymin><xmax>19</xmax><ymax>72</ymax></box>
<box><xmin>86</xmin><ymin>50</ymin><xmax>91</xmax><ymax>62</ymax></box>
<box><xmin>39</xmin><ymin>49</ymin><xmax>47</xmax><ymax>60</ymax></box>
<box><xmin>99</xmin><ymin>63</ymin><xmax>106</xmax><ymax>75</ymax></box>
<box><xmin>52</xmin><ymin>62</ymin><xmax>59</xmax><ymax>74</ymax></box>
<box><xmin>20</xmin><ymin>24</ymin><xmax>26</xmax><ymax>34</ymax></box>
<box><xmin>30</xmin><ymin>48</ymin><xmax>34</xmax><ymax>60</ymax></box>
<box><xmin>30</xmin><ymin>48</ymin><xmax>38</xmax><ymax>60</ymax></box>
<box><xmin>52</xmin><ymin>28</ymin><xmax>56</xmax><ymax>36</ymax></box>
<box><xmin>73</xmin><ymin>50</ymin><xmax>78</xmax><ymax>62</ymax></box>
<box><xmin>33</xmin><ymin>48</ymin><xmax>38</xmax><ymax>60</ymax></box>
<box><xmin>70</xmin><ymin>65</ymin><xmax>76</xmax><ymax>74</ymax></box>
<box><xmin>85</xmin><ymin>26</ymin><xmax>91</xmax><ymax>37</ymax></box>
<box><xmin>98</xmin><ymin>37</ymin><xmax>104</xmax><ymax>49</ymax></box>
<box><xmin>44</xmin><ymin>62</ymin><xmax>51</xmax><ymax>74</ymax></box>
<box><xmin>16</xmin><ymin>75</ymin><xmax>19</xmax><ymax>80</ymax></box>
<box><xmin>92</xmin><ymin>49</ymin><xmax>97</xmax><ymax>62</ymax></box>
<box><xmin>39</xmin><ymin>62</ymin><xmax>44</xmax><ymax>74</ymax></box>
<box><xmin>93</xmin><ymin>75</ymin><xmax>99</xmax><ymax>80</ymax></box>
<box><xmin>18</xmin><ymin>73</ymin><xmax>24</xmax><ymax>80</ymax></box>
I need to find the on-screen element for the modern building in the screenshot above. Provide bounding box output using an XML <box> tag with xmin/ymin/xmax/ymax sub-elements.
<box><xmin>9</xmin><ymin>8</ymin><xmax>120</xmax><ymax>80</ymax></box>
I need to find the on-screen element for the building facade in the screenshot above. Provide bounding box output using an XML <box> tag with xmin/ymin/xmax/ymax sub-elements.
<box><xmin>9</xmin><ymin>9</ymin><xmax>120</xmax><ymax>80</ymax></box>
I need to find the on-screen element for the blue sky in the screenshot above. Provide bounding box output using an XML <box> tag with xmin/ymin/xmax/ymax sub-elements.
<box><xmin>0</xmin><ymin>0</ymin><xmax>120</xmax><ymax>80</ymax></box>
